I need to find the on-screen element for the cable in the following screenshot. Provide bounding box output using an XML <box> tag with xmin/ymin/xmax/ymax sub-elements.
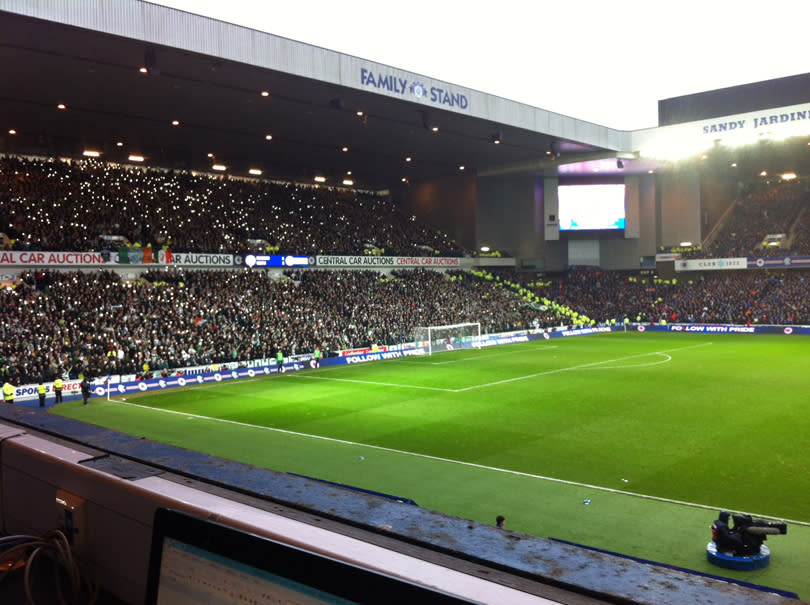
<box><xmin>0</xmin><ymin>529</ymin><xmax>98</xmax><ymax>605</ymax></box>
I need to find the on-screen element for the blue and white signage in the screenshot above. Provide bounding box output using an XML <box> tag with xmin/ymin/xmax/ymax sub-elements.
<box><xmin>360</xmin><ymin>67</ymin><xmax>469</xmax><ymax>110</ymax></box>
<box><xmin>700</xmin><ymin>105</ymin><xmax>810</xmax><ymax>136</ymax></box>
<box><xmin>244</xmin><ymin>254</ymin><xmax>312</xmax><ymax>268</ymax></box>
<box><xmin>675</xmin><ymin>258</ymin><xmax>747</xmax><ymax>272</ymax></box>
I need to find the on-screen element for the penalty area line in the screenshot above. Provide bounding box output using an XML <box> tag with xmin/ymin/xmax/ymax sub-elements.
<box><xmin>453</xmin><ymin>341</ymin><xmax>714</xmax><ymax>392</ymax></box>
<box><xmin>103</xmin><ymin>395</ymin><xmax>806</xmax><ymax>527</ymax></box>
<box><xmin>287</xmin><ymin>374</ymin><xmax>455</xmax><ymax>391</ymax></box>
<box><xmin>429</xmin><ymin>345</ymin><xmax>559</xmax><ymax>366</ymax></box>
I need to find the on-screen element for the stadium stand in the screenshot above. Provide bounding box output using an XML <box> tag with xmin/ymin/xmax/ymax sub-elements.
<box><xmin>4</xmin><ymin>259</ymin><xmax>810</xmax><ymax>387</ymax></box>
<box><xmin>0</xmin><ymin>267</ymin><xmax>553</xmax><ymax>385</ymax></box>
<box><xmin>0</xmin><ymin>156</ymin><xmax>466</xmax><ymax>257</ymax></box>
<box><xmin>6</xmin><ymin>155</ymin><xmax>810</xmax><ymax>260</ymax></box>
<box><xmin>3</xmin><ymin>153</ymin><xmax>810</xmax><ymax>388</ymax></box>
<box><xmin>3</xmin><ymin>3</ymin><xmax>810</xmax><ymax>598</ymax></box>
<box><xmin>707</xmin><ymin>181</ymin><xmax>809</xmax><ymax>257</ymax></box>
<box><xmin>536</xmin><ymin>267</ymin><xmax>810</xmax><ymax>326</ymax></box>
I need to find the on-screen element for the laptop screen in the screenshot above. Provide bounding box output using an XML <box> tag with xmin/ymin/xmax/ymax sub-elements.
<box><xmin>145</xmin><ymin>508</ymin><xmax>478</xmax><ymax>605</ymax></box>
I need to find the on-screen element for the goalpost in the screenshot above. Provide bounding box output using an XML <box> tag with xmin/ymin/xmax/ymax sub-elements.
<box><xmin>413</xmin><ymin>322</ymin><xmax>481</xmax><ymax>356</ymax></box>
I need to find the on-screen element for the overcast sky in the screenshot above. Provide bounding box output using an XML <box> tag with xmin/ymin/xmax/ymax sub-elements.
<box><xmin>153</xmin><ymin>0</ymin><xmax>810</xmax><ymax>131</ymax></box>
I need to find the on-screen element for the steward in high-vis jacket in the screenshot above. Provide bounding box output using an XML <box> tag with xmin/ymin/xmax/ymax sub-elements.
<box><xmin>3</xmin><ymin>381</ymin><xmax>14</xmax><ymax>404</ymax></box>
<box><xmin>53</xmin><ymin>377</ymin><xmax>64</xmax><ymax>403</ymax></box>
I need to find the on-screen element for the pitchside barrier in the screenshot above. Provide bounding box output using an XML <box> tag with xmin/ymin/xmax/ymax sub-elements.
<box><xmin>12</xmin><ymin>323</ymin><xmax>810</xmax><ymax>403</ymax></box>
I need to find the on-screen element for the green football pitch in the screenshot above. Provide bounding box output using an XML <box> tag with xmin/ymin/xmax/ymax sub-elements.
<box><xmin>53</xmin><ymin>332</ymin><xmax>810</xmax><ymax>598</ymax></box>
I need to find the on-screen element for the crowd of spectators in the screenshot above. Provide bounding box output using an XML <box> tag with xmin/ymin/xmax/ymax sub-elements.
<box><xmin>4</xmin><ymin>154</ymin><xmax>810</xmax><ymax>387</ymax></box>
<box><xmin>0</xmin><ymin>268</ymin><xmax>548</xmax><ymax>385</ymax></box>
<box><xmin>4</xmin><ymin>264</ymin><xmax>810</xmax><ymax>386</ymax></box>
<box><xmin>708</xmin><ymin>181</ymin><xmax>809</xmax><ymax>257</ymax></box>
<box><xmin>536</xmin><ymin>266</ymin><xmax>810</xmax><ymax>326</ymax></box>
<box><xmin>4</xmin><ymin>154</ymin><xmax>810</xmax><ymax>260</ymax></box>
<box><xmin>0</xmin><ymin>155</ymin><xmax>466</xmax><ymax>257</ymax></box>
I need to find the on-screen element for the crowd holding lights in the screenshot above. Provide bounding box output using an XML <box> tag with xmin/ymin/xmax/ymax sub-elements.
<box><xmin>2</xmin><ymin>154</ymin><xmax>810</xmax><ymax>386</ymax></box>
<box><xmin>0</xmin><ymin>156</ymin><xmax>465</xmax><ymax>257</ymax></box>
<box><xmin>2</xmin><ymin>155</ymin><xmax>810</xmax><ymax>259</ymax></box>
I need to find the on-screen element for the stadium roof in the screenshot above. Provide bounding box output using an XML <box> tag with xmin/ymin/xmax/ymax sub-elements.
<box><xmin>1</xmin><ymin>1</ymin><xmax>809</xmax><ymax>191</ymax></box>
<box><xmin>0</xmin><ymin>1</ymin><xmax>641</xmax><ymax>192</ymax></box>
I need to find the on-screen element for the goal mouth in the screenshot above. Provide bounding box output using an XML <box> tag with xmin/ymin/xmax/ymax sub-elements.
<box><xmin>413</xmin><ymin>322</ymin><xmax>481</xmax><ymax>356</ymax></box>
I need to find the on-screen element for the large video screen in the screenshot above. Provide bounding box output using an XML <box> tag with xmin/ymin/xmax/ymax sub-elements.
<box><xmin>558</xmin><ymin>183</ymin><xmax>626</xmax><ymax>231</ymax></box>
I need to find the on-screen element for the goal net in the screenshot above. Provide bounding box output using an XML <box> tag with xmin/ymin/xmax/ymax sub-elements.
<box><xmin>413</xmin><ymin>322</ymin><xmax>481</xmax><ymax>356</ymax></box>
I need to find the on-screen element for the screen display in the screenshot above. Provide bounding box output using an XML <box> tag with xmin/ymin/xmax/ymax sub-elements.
<box><xmin>145</xmin><ymin>508</ymin><xmax>476</xmax><ymax>605</ymax></box>
<box><xmin>156</xmin><ymin>538</ymin><xmax>350</xmax><ymax>605</ymax></box>
<box><xmin>558</xmin><ymin>184</ymin><xmax>626</xmax><ymax>231</ymax></box>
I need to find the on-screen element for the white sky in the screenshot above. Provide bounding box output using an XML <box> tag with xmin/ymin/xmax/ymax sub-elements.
<box><xmin>153</xmin><ymin>0</ymin><xmax>810</xmax><ymax>131</ymax></box>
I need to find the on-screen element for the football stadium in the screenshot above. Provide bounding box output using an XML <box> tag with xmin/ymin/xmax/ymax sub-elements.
<box><xmin>1</xmin><ymin>2</ymin><xmax>810</xmax><ymax>603</ymax></box>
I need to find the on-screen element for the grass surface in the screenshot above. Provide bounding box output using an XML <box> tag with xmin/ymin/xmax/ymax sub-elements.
<box><xmin>52</xmin><ymin>332</ymin><xmax>810</xmax><ymax>598</ymax></box>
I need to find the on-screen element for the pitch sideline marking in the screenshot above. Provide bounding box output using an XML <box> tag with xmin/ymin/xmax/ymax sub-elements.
<box><xmin>453</xmin><ymin>342</ymin><xmax>714</xmax><ymax>392</ymax></box>
<box><xmin>101</xmin><ymin>396</ymin><xmax>806</xmax><ymax>527</ymax></box>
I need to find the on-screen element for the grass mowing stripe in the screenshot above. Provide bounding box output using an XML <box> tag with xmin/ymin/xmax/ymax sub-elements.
<box><xmin>106</xmin><ymin>394</ymin><xmax>809</xmax><ymax>529</ymax></box>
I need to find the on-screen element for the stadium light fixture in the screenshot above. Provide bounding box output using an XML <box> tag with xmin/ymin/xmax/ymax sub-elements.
<box><xmin>760</xmin><ymin>170</ymin><xmax>768</xmax><ymax>176</ymax></box>
<box><xmin>8</xmin><ymin>129</ymin><xmax>16</xmax><ymax>135</ymax></box>
<box><xmin>212</xmin><ymin>164</ymin><xmax>226</xmax><ymax>171</ymax></box>
<box><xmin>342</xmin><ymin>179</ymin><xmax>354</xmax><ymax>186</ymax></box>
<box><xmin>128</xmin><ymin>155</ymin><xmax>145</xmax><ymax>162</ymax></box>
<box><xmin>57</xmin><ymin>103</ymin><xmax>66</xmax><ymax>110</ymax></box>
<box><xmin>171</xmin><ymin>120</ymin><xmax>180</xmax><ymax>126</ymax></box>
<box><xmin>249</xmin><ymin>168</ymin><xmax>262</xmax><ymax>176</ymax></box>
<box><xmin>265</xmin><ymin>134</ymin><xmax>273</xmax><ymax>141</ymax></box>
<box><xmin>82</xmin><ymin>150</ymin><xmax>101</xmax><ymax>158</ymax></box>
<box><xmin>491</xmin><ymin>132</ymin><xmax>502</xmax><ymax>144</ymax></box>
<box><xmin>116</xmin><ymin>141</ymin><xmax>124</xmax><ymax>147</ymax></box>
<box><xmin>458</xmin><ymin>165</ymin><xmax>465</xmax><ymax>171</ymax></box>
<box><xmin>679</xmin><ymin>241</ymin><xmax>692</xmax><ymax>247</ymax></box>
<box><xmin>260</xmin><ymin>90</ymin><xmax>269</xmax><ymax>97</ymax></box>
<box><xmin>405</xmin><ymin>156</ymin><xmax>412</xmax><ymax>162</ymax></box>
<box><xmin>637</xmin><ymin>130</ymin><xmax>712</xmax><ymax>161</ymax></box>
<box><xmin>207</xmin><ymin>152</ymin><xmax>214</xmax><ymax>158</ymax></box>
<box><xmin>480</xmin><ymin>246</ymin><xmax>491</xmax><ymax>253</ymax></box>
<box><xmin>342</xmin><ymin>146</ymin><xmax>349</xmax><ymax>152</ymax></box>
<box><xmin>314</xmin><ymin>176</ymin><xmax>326</xmax><ymax>183</ymax></box>
<box><xmin>782</xmin><ymin>172</ymin><xmax>797</xmax><ymax>180</ymax></box>
<box><xmin>139</xmin><ymin>66</ymin><xmax>148</xmax><ymax>74</ymax></box>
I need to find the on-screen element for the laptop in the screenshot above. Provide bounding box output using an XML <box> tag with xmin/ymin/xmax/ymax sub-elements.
<box><xmin>145</xmin><ymin>507</ymin><xmax>478</xmax><ymax>604</ymax></box>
